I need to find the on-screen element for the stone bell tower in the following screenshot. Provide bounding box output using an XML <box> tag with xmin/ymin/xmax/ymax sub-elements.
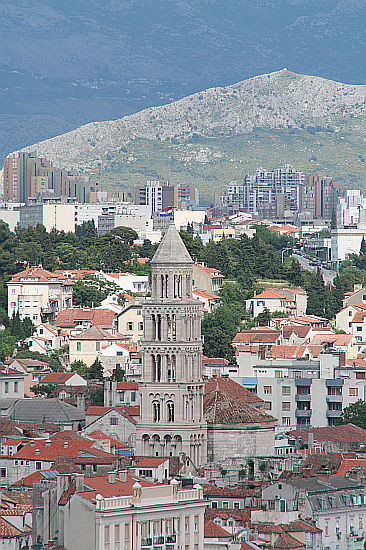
<box><xmin>135</xmin><ymin>222</ymin><xmax>207</xmax><ymax>465</ymax></box>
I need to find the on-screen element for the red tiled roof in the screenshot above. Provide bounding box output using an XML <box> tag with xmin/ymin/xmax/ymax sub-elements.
<box><xmin>204</xmin><ymin>390</ymin><xmax>276</xmax><ymax>426</ymax></box>
<box><xmin>134</xmin><ymin>457</ymin><xmax>168</xmax><ymax>468</ymax></box>
<box><xmin>13</xmin><ymin>439</ymin><xmax>95</xmax><ymax>461</ymax></box>
<box><xmin>204</xmin><ymin>520</ymin><xmax>231</xmax><ymax>539</ymax></box>
<box><xmin>274</xmin><ymin>533</ymin><xmax>305</xmax><ymax>549</ymax></box>
<box><xmin>38</xmin><ymin>372</ymin><xmax>77</xmax><ymax>384</ymax></box>
<box><xmin>85</xmin><ymin>406</ymin><xmax>139</xmax><ymax>423</ymax></box>
<box><xmin>352</xmin><ymin>311</ymin><xmax>366</xmax><ymax>323</ymax></box>
<box><xmin>233</xmin><ymin>330</ymin><xmax>280</xmax><ymax>345</ymax></box>
<box><xmin>54</xmin><ymin>308</ymin><xmax>116</xmax><ymax>328</ymax></box>
<box><xmin>204</xmin><ymin>377</ymin><xmax>263</xmax><ymax>404</ymax></box>
<box><xmin>86</xmin><ymin>430</ymin><xmax>127</xmax><ymax>448</ymax></box>
<box><xmin>310</xmin><ymin>334</ymin><xmax>353</xmax><ymax>346</ymax></box>
<box><xmin>12</xmin><ymin>470</ymin><xmax>51</xmax><ymax>488</ymax></box>
<box><xmin>194</xmin><ymin>264</ymin><xmax>224</xmax><ymax>278</ymax></box>
<box><xmin>202</xmin><ymin>357</ymin><xmax>230</xmax><ymax>366</ymax></box>
<box><xmin>251</xmin><ymin>290</ymin><xmax>286</xmax><ymax>300</ymax></box>
<box><xmin>193</xmin><ymin>289</ymin><xmax>221</xmax><ymax>300</ymax></box>
<box><xmin>267</xmin><ymin>345</ymin><xmax>307</xmax><ymax>359</ymax></box>
<box><xmin>77</xmin><ymin>474</ymin><xmax>156</xmax><ymax>502</ymax></box>
<box><xmin>290</xmin><ymin>424</ymin><xmax>366</xmax><ymax>444</ymax></box>
<box><xmin>0</xmin><ymin>517</ymin><xmax>23</xmax><ymax>537</ymax></box>
<box><xmin>282</xmin><ymin>325</ymin><xmax>311</xmax><ymax>339</ymax></box>
<box><xmin>8</xmin><ymin>266</ymin><xmax>66</xmax><ymax>284</ymax></box>
<box><xmin>337</xmin><ymin>458</ymin><xmax>366</xmax><ymax>477</ymax></box>
<box><xmin>116</xmin><ymin>382</ymin><xmax>138</xmax><ymax>390</ymax></box>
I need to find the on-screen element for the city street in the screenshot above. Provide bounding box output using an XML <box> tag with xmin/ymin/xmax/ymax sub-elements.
<box><xmin>292</xmin><ymin>252</ymin><xmax>337</xmax><ymax>285</ymax></box>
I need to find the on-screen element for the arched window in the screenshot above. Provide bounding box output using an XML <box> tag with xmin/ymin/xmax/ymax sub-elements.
<box><xmin>153</xmin><ymin>402</ymin><xmax>160</xmax><ymax>422</ymax></box>
<box><xmin>167</xmin><ymin>402</ymin><xmax>174</xmax><ymax>423</ymax></box>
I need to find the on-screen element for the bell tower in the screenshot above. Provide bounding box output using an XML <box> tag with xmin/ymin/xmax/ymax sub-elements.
<box><xmin>135</xmin><ymin>222</ymin><xmax>206</xmax><ymax>465</ymax></box>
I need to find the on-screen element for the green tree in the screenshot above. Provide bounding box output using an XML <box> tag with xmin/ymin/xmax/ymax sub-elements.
<box><xmin>361</xmin><ymin>237</ymin><xmax>366</xmax><ymax>256</ymax></box>
<box><xmin>70</xmin><ymin>360</ymin><xmax>89</xmax><ymax>377</ymax></box>
<box><xmin>255</xmin><ymin>308</ymin><xmax>271</xmax><ymax>326</ymax></box>
<box><xmin>72</xmin><ymin>276</ymin><xmax>118</xmax><ymax>307</ymax></box>
<box><xmin>90</xmin><ymin>387</ymin><xmax>104</xmax><ymax>406</ymax></box>
<box><xmin>31</xmin><ymin>384</ymin><xmax>56</xmax><ymax>397</ymax></box>
<box><xmin>338</xmin><ymin>400</ymin><xmax>366</xmax><ymax>429</ymax></box>
<box><xmin>87</xmin><ymin>358</ymin><xmax>104</xmax><ymax>380</ymax></box>
<box><xmin>331</xmin><ymin>209</ymin><xmax>337</xmax><ymax>230</ymax></box>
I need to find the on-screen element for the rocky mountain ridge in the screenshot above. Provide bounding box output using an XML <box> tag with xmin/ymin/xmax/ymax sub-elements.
<box><xmin>18</xmin><ymin>69</ymin><xmax>366</xmax><ymax>171</ymax></box>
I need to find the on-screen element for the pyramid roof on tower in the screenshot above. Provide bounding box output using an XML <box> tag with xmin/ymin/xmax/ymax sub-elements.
<box><xmin>151</xmin><ymin>222</ymin><xmax>193</xmax><ymax>265</ymax></box>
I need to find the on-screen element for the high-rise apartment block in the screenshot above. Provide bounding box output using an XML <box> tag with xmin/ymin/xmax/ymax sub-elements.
<box><xmin>138</xmin><ymin>181</ymin><xmax>199</xmax><ymax>212</ymax></box>
<box><xmin>220</xmin><ymin>166</ymin><xmax>340</xmax><ymax>221</ymax></box>
<box><xmin>3</xmin><ymin>151</ymin><xmax>95</xmax><ymax>203</ymax></box>
<box><xmin>220</xmin><ymin>165</ymin><xmax>305</xmax><ymax>217</ymax></box>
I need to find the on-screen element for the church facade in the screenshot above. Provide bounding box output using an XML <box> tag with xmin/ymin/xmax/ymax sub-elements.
<box><xmin>135</xmin><ymin>222</ymin><xmax>207</xmax><ymax>466</ymax></box>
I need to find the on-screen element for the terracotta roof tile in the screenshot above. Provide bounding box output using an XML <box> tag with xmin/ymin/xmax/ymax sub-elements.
<box><xmin>252</xmin><ymin>290</ymin><xmax>286</xmax><ymax>300</ymax></box>
<box><xmin>290</xmin><ymin>424</ymin><xmax>366</xmax><ymax>444</ymax></box>
<box><xmin>205</xmin><ymin>377</ymin><xmax>262</xmax><ymax>404</ymax></box>
<box><xmin>204</xmin><ymin>520</ymin><xmax>231</xmax><ymax>539</ymax></box>
<box><xmin>274</xmin><ymin>533</ymin><xmax>305</xmax><ymax>549</ymax></box>
<box><xmin>204</xmin><ymin>390</ymin><xmax>276</xmax><ymax>425</ymax></box>
<box><xmin>337</xmin><ymin>458</ymin><xmax>366</xmax><ymax>477</ymax></box>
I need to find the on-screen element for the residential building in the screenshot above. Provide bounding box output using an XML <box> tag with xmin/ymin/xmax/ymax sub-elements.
<box><xmin>302</xmin><ymin>172</ymin><xmax>340</xmax><ymax>220</ymax></box>
<box><xmin>69</xmin><ymin>326</ymin><xmax>128</xmax><ymax>367</ymax></box>
<box><xmin>192</xmin><ymin>289</ymin><xmax>222</xmax><ymax>312</ymax></box>
<box><xmin>7</xmin><ymin>266</ymin><xmax>73</xmax><ymax>326</ymax></box>
<box><xmin>3</xmin><ymin>151</ymin><xmax>95</xmax><ymax>204</ymax></box>
<box><xmin>54</xmin><ymin>307</ymin><xmax>117</xmax><ymax>335</ymax></box>
<box><xmin>240</xmin><ymin>354</ymin><xmax>366</xmax><ymax>428</ymax></box>
<box><xmin>116</xmin><ymin>299</ymin><xmax>144</xmax><ymax>342</ymax></box>
<box><xmin>261</xmin><ymin>476</ymin><xmax>366</xmax><ymax>550</ymax></box>
<box><xmin>38</xmin><ymin>372</ymin><xmax>87</xmax><ymax>387</ymax></box>
<box><xmin>0</xmin><ymin>367</ymin><xmax>25</xmax><ymax>399</ymax></box>
<box><xmin>26</xmin><ymin>322</ymin><xmax>68</xmax><ymax>355</ymax></box>
<box><xmin>84</xmin><ymin>406</ymin><xmax>137</xmax><ymax>446</ymax></box>
<box><xmin>220</xmin><ymin>165</ymin><xmax>305</xmax><ymax>217</ymax></box>
<box><xmin>289</xmin><ymin>424</ymin><xmax>366</xmax><ymax>453</ymax></box>
<box><xmin>104</xmin><ymin>381</ymin><xmax>140</xmax><ymax>408</ymax></box>
<box><xmin>138</xmin><ymin>180</ymin><xmax>178</xmax><ymax>212</ymax></box>
<box><xmin>2</xmin><ymin>398</ymin><xmax>85</xmax><ymax>430</ymax></box>
<box><xmin>337</xmin><ymin>189</ymin><xmax>366</xmax><ymax>227</ymax></box>
<box><xmin>99</xmin><ymin>342</ymin><xmax>132</xmax><ymax>377</ymax></box>
<box><xmin>100</xmin><ymin>272</ymin><xmax>149</xmax><ymax>294</ymax></box>
<box><xmin>193</xmin><ymin>264</ymin><xmax>224</xmax><ymax>294</ymax></box>
<box><xmin>34</xmin><ymin>472</ymin><xmax>206</xmax><ymax>550</ymax></box>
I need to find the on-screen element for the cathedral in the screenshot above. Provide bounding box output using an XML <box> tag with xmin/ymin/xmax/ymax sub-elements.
<box><xmin>135</xmin><ymin>222</ymin><xmax>207</xmax><ymax>465</ymax></box>
<box><xmin>135</xmin><ymin>221</ymin><xmax>277</xmax><ymax>467</ymax></box>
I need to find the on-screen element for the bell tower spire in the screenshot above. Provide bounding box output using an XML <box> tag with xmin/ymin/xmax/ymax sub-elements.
<box><xmin>135</xmin><ymin>222</ymin><xmax>206</xmax><ymax>465</ymax></box>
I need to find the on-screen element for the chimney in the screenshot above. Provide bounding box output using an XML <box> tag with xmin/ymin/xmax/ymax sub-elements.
<box><xmin>308</xmin><ymin>433</ymin><xmax>314</xmax><ymax>450</ymax></box>
<box><xmin>77</xmin><ymin>395</ymin><xmax>85</xmax><ymax>412</ymax></box>
<box><xmin>118</xmin><ymin>470</ymin><xmax>127</xmax><ymax>483</ymax></box>
<box><xmin>74</xmin><ymin>473</ymin><xmax>85</xmax><ymax>492</ymax></box>
<box><xmin>259</xmin><ymin>346</ymin><xmax>266</xmax><ymax>360</ymax></box>
<box><xmin>339</xmin><ymin>351</ymin><xmax>346</xmax><ymax>367</ymax></box>
<box><xmin>108</xmin><ymin>471</ymin><xmax>116</xmax><ymax>484</ymax></box>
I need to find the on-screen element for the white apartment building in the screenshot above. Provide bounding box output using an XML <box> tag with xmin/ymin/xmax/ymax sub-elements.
<box><xmin>100</xmin><ymin>272</ymin><xmax>149</xmax><ymax>294</ymax></box>
<box><xmin>8</xmin><ymin>266</ymin><xmax>73</xmax><ymax>325</ymax></box>
<box><xmin>35</xmin><ymin>472</ymin><xmax>206</xmax><ymax>550</ymax></box>
<box><xmin>337</xmin><ymin>189</ymin><xmax>366</xmax><ymax>227</ymax></box>
<box><xmin>240</xmin><ymin>355</ymin><xmax>366</xmax><ymax>428</ymax></box>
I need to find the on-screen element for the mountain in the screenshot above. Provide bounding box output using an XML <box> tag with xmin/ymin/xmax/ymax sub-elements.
<box><xmin>1</xmin><ymin>0</ymin><xmax>366</xmax><ymax>159</ymax></box>
<box><xmin>16</xmin><ymin>70</ymin><xmax>366</xmax><ymax>201</ymax></box>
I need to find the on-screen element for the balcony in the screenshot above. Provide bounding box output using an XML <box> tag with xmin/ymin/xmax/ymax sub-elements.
<box><xmin>326</xmin><ymin>410</ymin><xmax>342</xmax><ymax>418</ymax></box>
<box><xmin>153</xmin><ymin>536</ymin><xmax>164</xmax><ymax>545</ymax></box>
<box><xmin>295</xmin><ymin>409</ymin><xmax>312</xmax><ymax>418</ymax></box>
<box><xmin>166</xmin><ymin>536</ymin><xmax>176</xmax><ymax>544</ymax></box>
<box><xmin>326</xmin><ymin>395</ymin><xmax>343</xmax><ymax>403</ymax></box>
<box><xmin>294</xmin><ymin>378</ymin><xmax>312</xmax><ymax>386</ymax></box>
<box><xmin>326</xmin><ymin>379</ymin><xmax>344</xmax><ymax>387</ymax></box>
<box><xmin>141</xmin><ymin>539</ymin><xmax>152</xmax><ymax>547</ymax></box>
<box><xmin>295</xmin><ymin>394</ymin><xmax>311</xmax><ymax>402</ymax></box>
